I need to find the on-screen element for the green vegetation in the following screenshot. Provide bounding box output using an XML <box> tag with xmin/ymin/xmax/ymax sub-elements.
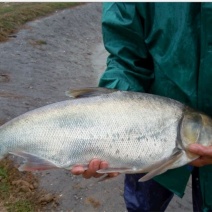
<box><xmin>6</xmin><ymin>200</ymin><xmax>34</xmax><ymax>212</ymax></box>
<box><xmin>0</xmin><ymin>159</ymin><xmax>39</xmax><ymax>212</ymax></box>
<box><xmin>0</xmin><ymin>166</ymin><xmax>10</xmax><ymax>198</ymax></box>
<box><xmin>0</xmin><ymin>166</ymin><xmax>8</xmax><ymax>178</ymax></box>
<box><xmin>0</xmin><ymin>2</ymin><xmax>82</xmax><ymax>42</ymax></box>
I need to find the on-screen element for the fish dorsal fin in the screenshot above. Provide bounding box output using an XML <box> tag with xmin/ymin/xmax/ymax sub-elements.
<box><xmin>138</xmin><ymin>149</ymin><xmax>183</xmax><ymax>182</ymax></box>
<box><xmin>65</xmin><ymin>87</ymin><xmax>117</xmax><ymax>98</ymax></box>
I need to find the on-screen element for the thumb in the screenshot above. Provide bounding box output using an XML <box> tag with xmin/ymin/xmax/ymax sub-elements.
<box><xmin>188</xmin><ymin>144</ymin><xmax>212</xmax><ymax>156</ymax></box>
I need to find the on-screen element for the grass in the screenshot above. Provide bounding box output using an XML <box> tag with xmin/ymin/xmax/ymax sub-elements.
<box><xmin>0</xmin><ymin>159</ymin><xmax>41</xmax><ymax>212</ymax></box>
<box><xmin>0</xmin><ymin>166</ymin><xmax>8</xmax><ymax>178</ymax></box>
<box><xmin>0</xmin><ymin>166</ymin><xmax>10</xmax><ymax>197</ymax></box>
<box><xmin>0</xmin><ymin>2</ymin><xmax>82</xmax><ymax>42</ymax></box>
<box><xmin>6</xmin><ymin>200</ymin><xmax>34</xmax><ymax>212</ymax></box>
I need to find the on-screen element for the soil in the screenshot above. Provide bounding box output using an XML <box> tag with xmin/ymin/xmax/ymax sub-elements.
<box><xmin>0</xmin><ymin>3</ymin><xmax>193</xmax><ymax>211</ymax></box>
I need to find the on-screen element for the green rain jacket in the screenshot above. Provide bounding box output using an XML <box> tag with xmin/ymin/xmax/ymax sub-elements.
<box><xmin>99</xmin><ymin>2</ymin><xmax>212</xmax><ymax>211</ymax></box>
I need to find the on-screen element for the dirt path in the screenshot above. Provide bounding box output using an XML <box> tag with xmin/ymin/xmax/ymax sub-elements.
<box><xmin>0</xmin><ymin>3</ymin><xmax>192</xmax><ymax>211</ymax></box>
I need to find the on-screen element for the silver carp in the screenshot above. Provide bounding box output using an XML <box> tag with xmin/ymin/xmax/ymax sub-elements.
<box><xmin>1</xmin><ymin>88</ymin><xmax>212</xmax><ymax>182</ymax></box>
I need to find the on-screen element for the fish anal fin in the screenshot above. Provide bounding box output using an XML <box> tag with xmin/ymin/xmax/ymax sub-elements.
<box><xmin>9</xmin><ymin>151</ymin><xmax>58</xmax><ymax>171</ymax></box>
<box><xmin>65</xmin><ymin>87</ymin><xmax>117</xmax><ymax>98</ymax></box>
<box><xmin>138</xmin><ymin>149</ymin><xmax>183</xmax><ymax>182</ymax></box>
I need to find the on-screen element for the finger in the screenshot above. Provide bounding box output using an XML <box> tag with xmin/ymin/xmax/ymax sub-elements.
<box><xmin>190</xmin><ymin>156</ymin><xmax>212</xmax><ymax>167</ymax></box>
<box><xmin>83</xmin><ymin>159</ymin><xmax>101</xmax><ymax>179</ymax></box>
<box><xmin>100</xmin><ymin>161</ymin><xmax>109</xmax><ymax>169</ymax></box>
<box><xmin>100</xmin><ymin>161</ymin><xmax>119</xmax><ymax>178</ymax></box>
<box><xmin>189</xmin><ymin>144</ymin><xmax>212</xmax><ymax>156</ymax></box>
<box><xmin>108</xmin><ymin>172</ymin><xmax>120</xmax><ymax>178</ymax></box>
<box><xmin>92</xmin><ymin>161</ymin><xmax>109</xmax><ymax>178</ymax></box>
<box><xmin>93</xmin><ymin>161</ymin><xmax>120</xmax><ymax>178</ymax></box>
<box><xmin>71</xmin><ymin>166</ymin><xmax>85</xmax><ymax>175</ymax></box>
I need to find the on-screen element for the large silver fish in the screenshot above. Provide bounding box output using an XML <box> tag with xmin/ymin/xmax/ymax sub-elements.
<box><xmin>1</xmin><ymin>88</ymin><xmax>212</xmax><ymax>182</ymax></box>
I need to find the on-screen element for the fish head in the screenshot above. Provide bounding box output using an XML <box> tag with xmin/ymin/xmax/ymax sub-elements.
<box><xmin>180</xmin><ymin>108</ymin><xmax>212</xmax><ymax>151</ymax></box>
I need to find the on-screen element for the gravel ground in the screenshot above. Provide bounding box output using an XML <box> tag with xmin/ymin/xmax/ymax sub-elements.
<box><xmin>0</xmin><ymin>3</ymin><xmax>193</xmax><ymax>211</ymax></box>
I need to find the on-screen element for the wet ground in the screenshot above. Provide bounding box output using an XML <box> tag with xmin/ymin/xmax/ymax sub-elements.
<box><xmin>0</xmin><ymin>3</ymin><xmax>193</xmax><ymax>211</ymax></box>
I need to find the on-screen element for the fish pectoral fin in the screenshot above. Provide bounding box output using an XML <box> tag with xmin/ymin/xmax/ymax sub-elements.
<box><xmin>9</xmin><ymin>151</ymin><xmax>58</xmax><ymax>171</ymax></box>
<box><xmin>65</xmin><ymin>87</ymin><xmax>117</xmax><ymax>98</ymax></box>
<box><xmin>97</xmin><ymin>173</ymin><xmax>120</xmax><ymax>182</ymax></box>
<box><xmin>96</xmin><ymin>167</ymin><xmax>132</xmax><ymax>174</ymax></box>
<box><xmin>138</xmin><ymin>149</ymin><xmax>183</xmax><ymax>182</ymax></box>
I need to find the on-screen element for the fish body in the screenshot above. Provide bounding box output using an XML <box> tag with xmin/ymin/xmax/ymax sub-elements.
<box><xmin>1</xmin><ymin>88</ymin><xmax>212</xmax><ymax>181</ymax></box>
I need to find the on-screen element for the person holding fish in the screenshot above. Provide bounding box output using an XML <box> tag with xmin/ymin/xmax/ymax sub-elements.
<box><xmin>72</xmin><ymin>2</ymin><xmax>212</xmax><ymax>211</ymax></box>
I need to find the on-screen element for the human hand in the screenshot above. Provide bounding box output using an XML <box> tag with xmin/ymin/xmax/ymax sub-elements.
<box><xmin>188</xmin><ymin>144</ymin><xmax>212</xmax><ymax>167</ymax></box>
<box><xmin>71</xmin><ymin>159</ymin><xmax>119</xmax><ymax>179</ymax></box>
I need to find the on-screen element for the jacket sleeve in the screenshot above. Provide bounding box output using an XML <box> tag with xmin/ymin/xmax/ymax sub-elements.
<box><xmin>99</xmin><ymin>3</ymin><xmax>154</xmax><ymax>92</ymax></box>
